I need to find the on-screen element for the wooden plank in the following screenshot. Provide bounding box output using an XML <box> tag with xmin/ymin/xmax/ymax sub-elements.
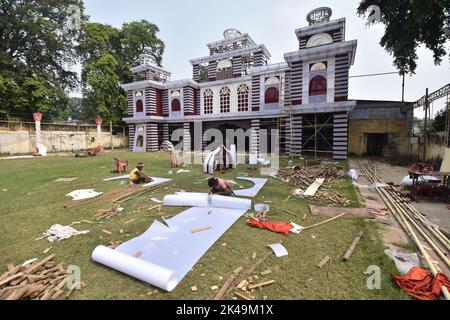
<box><xmin>343</xmin><ymin>230</ymin><xmax>365</xmax><ymax>261</ymax></box>
<box><xmin>304</xmin><ymin>178</ymin><xmax>325</xmax><ymax>196</ymax></box>
<box><xmin>248</xmin><ymin>280</ymin><xmax>275</xmax><ymax>290</ymax></box>
<box><xmin>213</xmin><ymin>275</ymin><xmax>236</xmax><ymax>300</ymax></box>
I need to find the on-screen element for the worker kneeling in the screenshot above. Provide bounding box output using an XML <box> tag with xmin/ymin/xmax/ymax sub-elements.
<box><xmin>208</xmin><ymin>178</ymin><xmax>234</xmax><ymax>196</ymax></box>
<box><xmin>129</xmin><ymin>163</ymin><xmax>153</xmax><ymax>186</ymax></box>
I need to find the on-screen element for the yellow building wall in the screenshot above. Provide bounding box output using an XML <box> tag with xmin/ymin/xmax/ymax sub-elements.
<box><xmin>348</xmin><ymin>120</ymin><xmax>410</xmax><ymax>157</ymax></box>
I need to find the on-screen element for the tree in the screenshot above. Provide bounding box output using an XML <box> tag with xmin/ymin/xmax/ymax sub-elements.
<box><xmin>432</xmin><ymin>108</ymin><xmax>448</xmax><ymax>132</ymax></box>
<box><xmin>357</xmin><ymin>0</ymin><xmax>450</xmax><ymax>74</ymax></box>
<box><xmin>78</xmin><ymin>20</ymin><xmax>165</xmax><ymax>124</ymax></box>
<box><xmin>121</xmin><ymin>20</ymin><xmax>165</xmax><ymax>67</ymax></box>
<box><xmin>0</xmin><ymin>0</ymin><xmax>86</xmax><ymax>119</ymax></box>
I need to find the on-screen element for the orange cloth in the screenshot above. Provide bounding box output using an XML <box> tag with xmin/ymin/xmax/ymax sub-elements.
<box><xmin>391</xmin><ymin>267</ymin><xmax>450</xmax><ymax>300</ymax></box>
<box><xmin>247</xmin><ymin>219</ymin><xmax>293</xmax><ymax>236</ymax></box>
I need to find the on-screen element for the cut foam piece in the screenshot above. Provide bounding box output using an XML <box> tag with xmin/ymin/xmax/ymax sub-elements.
<box><xmin>234</xmin><ymin>177</ymin><xmax>268</xmax><ymax>197</ymax></box>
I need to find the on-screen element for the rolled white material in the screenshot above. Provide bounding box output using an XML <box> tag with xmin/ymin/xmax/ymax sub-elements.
<box><xmin>92</xmin><ymin>246</ymin><xmax>179</xmax><ymax>292</ymax></box>
<box><xmin>164</xmin><ymin>193</ymin><xmax>209</xmax><ymax>207</ymax></box>
<box><xmin>211</xmin><ymin>195</ymin><xmax>251</xmax><ymax>210</ymax></box>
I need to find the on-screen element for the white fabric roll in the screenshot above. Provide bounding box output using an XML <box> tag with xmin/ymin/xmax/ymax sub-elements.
<box><xmin>92</xmin><ymin>245</ymin><xmax>179</xmax><ymax>292</ymax></box>
<box><xmin>211</xmin><ymin>194</ymin><xmax>251</xmax><ymax>210</ymax></box>
<box><xmin>164</xmin><ymin>193</ymin><xmax>209</xmax><ymax>207</ymax></box>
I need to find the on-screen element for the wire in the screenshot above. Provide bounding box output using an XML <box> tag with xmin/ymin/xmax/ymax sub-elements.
<box><xmin>349</xmin><ymin>71</ymin><xmax>399</xmax><ymax>79</ymax></box>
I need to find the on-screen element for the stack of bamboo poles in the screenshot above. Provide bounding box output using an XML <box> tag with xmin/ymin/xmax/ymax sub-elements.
<box><xmin>0</xmin><ymin>255</ymin><xmax>72</xmax><ymax>300</ymax></box>
<box><xmin>360</xmin><ymin>161</ymin><xmax>450</xmax><ymax>300</ymax></box>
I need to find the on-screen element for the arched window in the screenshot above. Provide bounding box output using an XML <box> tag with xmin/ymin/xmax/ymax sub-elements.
<box><xmin>220</xmin><ymin>87</ymin><xmax>230</xmax><ymax>113</ymax></box>
<box><xmin>171</xmin><ymin>98</ymin><xmax>181</xmax><ymax>112</ymax></box>
<box><xmin>237</xmin><ymin>84</ymin><xmax>249</xmax><ymax>112</ymax></box>
<box><xmin>136</xmin><ymin>100</ymin><xmax>144</xmax><ymax>113</ymax></box>
<box><xmin>265</xmin><ymin>87</ymin><xmax>279</xmax><ymax>104</ymax></box>
<box><xmin>309</xmin><ymin>76</ymin><xmax>327</xmax><ymax>96</ymax></box>
<box><xmin>203</xmin><ymin>89</ymin><xmax>213</xmax><ymax>114</ymax></box>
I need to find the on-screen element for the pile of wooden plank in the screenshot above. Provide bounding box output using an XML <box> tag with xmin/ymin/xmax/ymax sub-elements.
<box><xmin>0</xmin><ymin>255</ymin><xmax>72</xmax><ymax>300</ymax></box>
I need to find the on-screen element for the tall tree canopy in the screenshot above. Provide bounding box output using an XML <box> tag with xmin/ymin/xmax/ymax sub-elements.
<box><xmin>78</xmin><ymin>20</ymin><xmax>165</xmax><ymax>124</ymax></box>
<box><xmin>0</xmin><ymin>0</ymin><xmax>86</xmax><ymax>119</ymax></box>
<box><xmin>358</xmin><ymin>0</ymin><xmax>450</xmax><ymax>74</ymax></box>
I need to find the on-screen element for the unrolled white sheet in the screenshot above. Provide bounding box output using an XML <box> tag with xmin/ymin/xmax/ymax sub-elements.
<box><xmin>234</xmin><ymin>177</ymin><xmax>268</xmax><ymax>197</ymax></box>
<box><xmin>92</xmin><ymin>206</ymin><xmax>248</xmax><ymax>292</ymax></box>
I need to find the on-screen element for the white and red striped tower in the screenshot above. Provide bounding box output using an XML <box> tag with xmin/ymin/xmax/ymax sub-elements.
<box><xmin>95</xmin><ymin>117</ymin><xmax>103</xmax><ymax>148</ymax></box>
<box><xmin>33</xmin><ymin>112</ymin><xmax>42</xmax><ymax>147</ymax></box>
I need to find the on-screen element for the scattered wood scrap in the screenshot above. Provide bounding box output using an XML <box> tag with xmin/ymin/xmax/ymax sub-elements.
<box><xmin>147</xmin><ymin>204</ymin><xmax>163</xmax><ymax>212</ymax></box>
<box><xmin>191</xmin><ymin>226</ymin><xmax>212</xmax><ymax>234</ymax></box>
<box><xmin>233</xmin><ymin>267</ymin><xmax>243</xmax><ymax>275</ymax></box>
<box><xmin>96</xmin><ymin>208</ymin><xmax>123</xmax><ymax>220</ymax></box>
<box><xmin>0</xmin><ymin>255</ymin><xmax>72</xmax><ymax>300</ymax></box>
<box><xmin>248</xmin><ymin>280</ymin><xmax>275</xmax><ymax>290</ymax></box>
<box><xmin>107</xmin><ymin>241</ymin><xmax>123</xmax><ymax>249</ymax></box>
<box><xmin>234</xmin><ymin>291</ymin><xmax>253</xmax><ymax>300</ymax></box>
<box><xmin>101</xmin><ymin>230</ymin><xmax>112</xmax><ymax>235</ymax></box>
<box><xmin>261</xmin><ymin>269</ymin><xmax>272</xmax><ymax>276</ymax></box>
<box><xmin>317</xmin><ymin>256</ymin><xmax>331</xmax><ymax>269</ymax></box>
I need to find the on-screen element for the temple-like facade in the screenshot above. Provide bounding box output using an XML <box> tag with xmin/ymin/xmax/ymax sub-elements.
<box><xmin>121</xmin><ymin>8</ymin><xmax>359</xmax><ymax>159</ymax></box>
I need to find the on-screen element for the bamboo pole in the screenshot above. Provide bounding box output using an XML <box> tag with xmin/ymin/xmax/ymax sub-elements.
<box><xmin>302</xmin><ymin>213</ymin><xmax>346</xmax><ymax>231</ymax></box>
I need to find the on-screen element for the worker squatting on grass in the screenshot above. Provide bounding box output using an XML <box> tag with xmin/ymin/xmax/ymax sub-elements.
<box><xmin>208</xmin><ymin>178</ymin><xmax>234</xmax><ymax>196</ymax></box>
<box><xmin>129</xmin><ymin>163</ymin><xmax>153</xmax><ymax>186</ymax></box>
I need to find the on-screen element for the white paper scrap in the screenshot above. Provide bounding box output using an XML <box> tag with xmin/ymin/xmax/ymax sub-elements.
<box><xmin>267</xmin><ymin>243</ymin><xmax>288</xmax><ymax>257</ymax></box>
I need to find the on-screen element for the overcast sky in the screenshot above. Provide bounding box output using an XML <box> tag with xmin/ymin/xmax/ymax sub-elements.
<box><xmin>80</xmin><ymin>0</ymin><xmax>450</xmax><ymax>118</ymax></box>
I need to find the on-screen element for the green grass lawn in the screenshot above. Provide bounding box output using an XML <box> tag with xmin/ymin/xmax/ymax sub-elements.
<box><xmin>0</xmin><ymin>151</ymin><xmax>409</xmax><ymax>300</ymax></box>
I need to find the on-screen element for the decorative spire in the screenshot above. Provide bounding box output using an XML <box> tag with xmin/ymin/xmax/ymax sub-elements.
<box><xmin>306</xmin><ymin>7</ymin><xmax>332</xmax><ymax>26</ymax></box>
